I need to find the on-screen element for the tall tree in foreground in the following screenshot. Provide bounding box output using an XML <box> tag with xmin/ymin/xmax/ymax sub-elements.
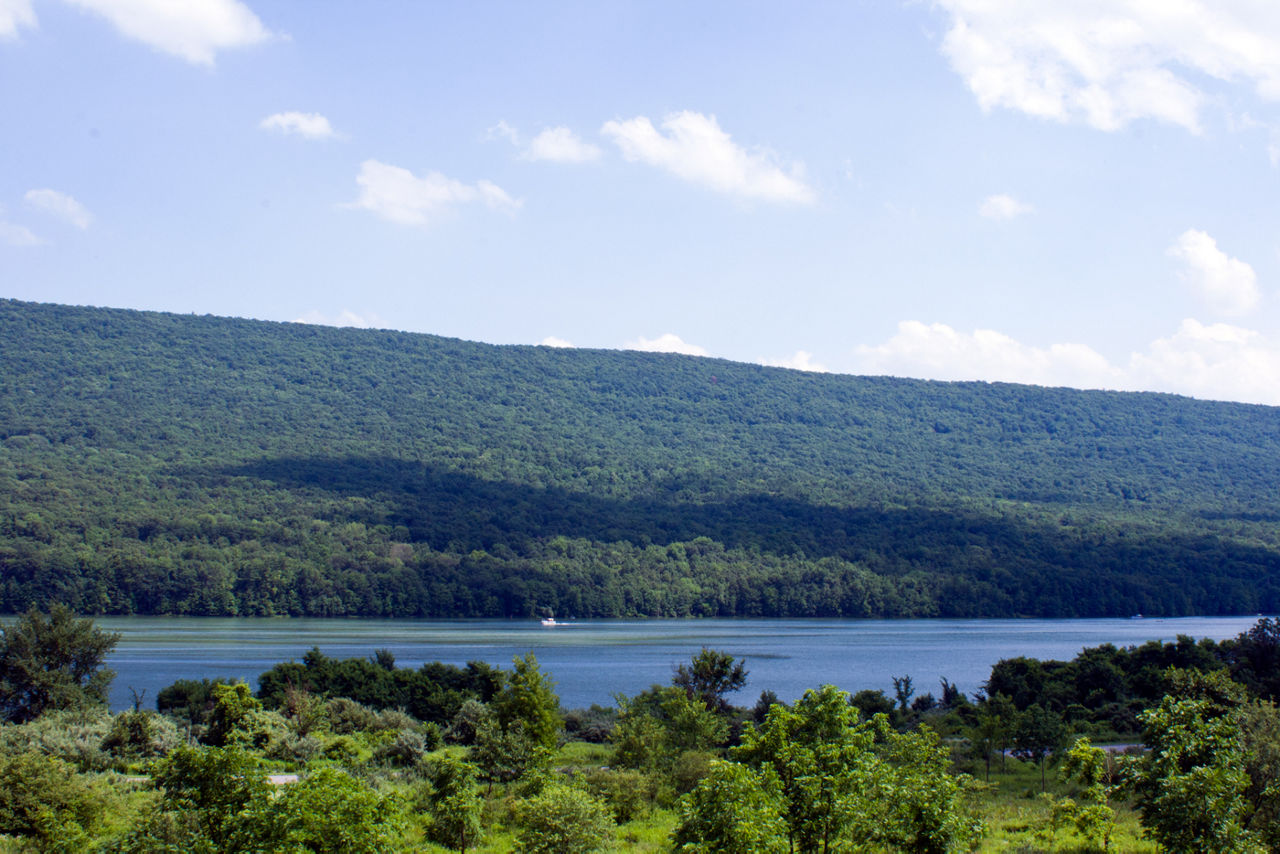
<box><xmin>1129</xmin><ymin>670</ymin><xmax>1260</xmax><ymax>853</ymax></box>
<box><xmin>0</xmin><ymin>604</ymin><xmax>119</xmax><ymax>723</ymax></box>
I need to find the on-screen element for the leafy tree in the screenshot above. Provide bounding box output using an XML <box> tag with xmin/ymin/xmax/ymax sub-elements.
<box><xmin>1130</xmin><ymin>676</ymin><xmax>1260</xmax><ymax>853</ymax></box>
<box><xmin>733</xmin><ymin>685</ymin><xmax>976</xmax><ymax>853</ymax></box>
<box><xmin>0</xmin><ymin>751</ymin><xmax>103</xmax><ymax>850</ymax></box>
<box><xmin>672</xmin><ymin>760</ymin><xmax>788</xmax><ymax>853</ymax></box>
<box><xmin>673</xmin><ymin>648</ymin><xmax>748</xmax><ymax>714</ymax></box>
<box><xmin>205</xmin><ymin>682</ymin><xmax>269</xmax><ymax>747</ymax></box>
<box><xmin>892</xmin><ymin>674</ymin><xmax>915</xmax><ymax>712</ymax></box>
<box><xmin>156</xmin><ymin>677</ymin><xmax>229</xmax><ymax>730</ymax></box>
<box><xmin>611</xmin><ymin>686</ymin><xmax>727</xmax><ymax>778</ymax></box>
<box><xmin>1238</xmin><ymin>699</ymin><xmax>1280</xmax><ymax>851</ymax></box>
<box><xmin>419</xmin><ymin>755</ymin><xmax>483</xmax><ymax>853</ymax></box>
<box><xmin>969</xmin><ymin>701</ymin><xmax>1006</xmax><ymax>782</ymax></box>
<box><xmin>1012</xmin><ymin>704</ymin><xmax>1066</xmax><ymax>792</ymax></box>
<box><xmin>489</xmin><ymin>653</ymin><xmax>562</xmax><ymax>751</ymax></box>
<box><xmin>868</xmin><ymin>717</ymin><xmax>977</xmax><ymax>853</ymax></box>
<box><xmin>102</xmin><ymin>709</ymin><xmax>181</xmax><ymax>763</ymax></box>
<box><xmin>0</xmin><ymin>605</ymin><xmax>119</xmax><ymax>724</ymax></box>
<box><xmin>733</xmin><ymin>684</ymin><xmax>873</xmax><ymax>853</ymax></box>
<box><xmin>230</xmin><ymin>767</ymin><xmax>403</xmax><ymax>854</ymax></box>
<box><xmin>513</xmin><ymin>784</ymin><xmax>613</xmax><ymax>854</ymax></box>
<box><xmin>1056</xmin><ymin>737</ymin><xmax>1120</xmax><ymax>852</ymax></box>
<box><xmin>471</xmin><ymin>714</ymin><xmax>549</xmax><ymax>790</ymax></box>
<box><xmin>152</xmin><ymin>744</ymin><xmax>268</xmax><ymax>849</ymax></box>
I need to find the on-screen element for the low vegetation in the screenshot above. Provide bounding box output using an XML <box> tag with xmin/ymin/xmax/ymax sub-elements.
<box><xmin>2</xmin><ymin>608</ymin><xmax>1280</xmax><ymax>851</ymax></box>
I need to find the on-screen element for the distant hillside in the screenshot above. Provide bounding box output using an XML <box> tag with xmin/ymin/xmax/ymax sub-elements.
<box><xmin>2</xmin><ymin>298</ymin><xmax>1278</xmax><ymax>618</ymax></box>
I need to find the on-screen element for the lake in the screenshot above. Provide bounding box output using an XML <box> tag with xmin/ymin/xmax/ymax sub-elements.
<box><xmin>98</xmin><ymin>615</ymin><xmax>1265</xmax><ymax>712</ymax></box>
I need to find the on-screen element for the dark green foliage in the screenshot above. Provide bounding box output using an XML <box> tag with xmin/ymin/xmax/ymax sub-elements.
<box><xmin>102</xmin><ymin>709</ymin><xmax>180</xmax><ymax>762</ymax></box>
<box><xmin>1219</xmin><ymin>617</ymin><xmax>1280</xmax><ymax>702</ymax></box>
<box><xmin>1012</xmin><ymin>705</ymin><xmax>1067</xmax><ymax>791</ymax></box>
<box><xmin>3</xmin><ymin>299</ymin><xmax>1280</xmax><ymax>619</ymax></box>
<box><xmin>673</xmin><ymin>648</ymin><xmax>748</xmax><ymax>714</ymax></box>
<box><xmin>983</xmin><ymin>633</ymin><xmax>1229</xmax><ymax>733</ymax></box>
<box><xmin>255</xmin><ymin>648</ymin><xmax>501</xmax><ymax>726</ymax></box>
<box><xmin>0</xmin><ymin>605</ymin><xmax>119</xmax><ymax>723</ymax></box>
<box><xmin>156</xmin><ymin>678</ymin><xmax>228</xmax><ymax>729</ymax></box>
<box><xmin>563</xmin><ymin>703</ymin><xmax>616</xmax><ymax>743</ymax></box>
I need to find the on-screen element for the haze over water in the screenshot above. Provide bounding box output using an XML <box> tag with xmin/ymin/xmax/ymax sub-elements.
<box><xmin>100</xmin><ymin>616</ymin><xmax>1263</xmax><ymax>711</ymax></box>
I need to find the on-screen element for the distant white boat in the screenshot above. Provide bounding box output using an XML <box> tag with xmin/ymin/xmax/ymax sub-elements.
<box><xmin>540</xmin><ymin>617</ymin><xmax>558</xmax><ymax>626</ymax></box>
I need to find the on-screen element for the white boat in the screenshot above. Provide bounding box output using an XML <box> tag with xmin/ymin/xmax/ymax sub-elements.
<box><xmin>540</xmin><ymin>617</ymin><xmax>557</xmax><ymax>626</ymax></box>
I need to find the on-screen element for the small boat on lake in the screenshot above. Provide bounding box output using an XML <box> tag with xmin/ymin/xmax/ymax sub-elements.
<box><xmin>540</xmin><ymin>616</ymin><xmax>558</xmax><ymax>626</ymax></box>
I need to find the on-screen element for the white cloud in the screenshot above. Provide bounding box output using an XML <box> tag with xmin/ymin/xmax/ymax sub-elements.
<box><xmin>1168</xmin><ymin>229</ymin><xmax>1260</xmax><ymax>316</ymax></box>
<box><xmin>979</xmin><ymin>193</ymin><xmax>1032</xmax><ymax>219</ymax></box>
<box><xmin>539</xmin><ymin>336</ymin><xmax>575</xmax><ymax>348</ymax></box>
<box><xmin>0</xmin><ymin>208</ymin><xmax>43</xmax><ymax>246</ymax></box>
<box><xmin>62</xmin><ymin>0</ymin><xmax>271</xmax><ymax>65</ymax></box>
<box><xmin>292</xmin><ymin>309</ymin><xmax>385</xmax><ymax>329</ymax></box>
<box><xmin>1128</xmin><ymin>319</ymin><xmax>1280</xmax><ymax>404</ymax></box>
<box><xmin>0</xmin><ymin>0</ymin><xmax>36</xmax><ymax>40</ymax></box>
<box><xmin>260</xmin><ymin>112</ymin><xmax>335</xmax><ymax>140</ymax></box>
<box><xmin>936</xmin><ymin>1</ymin><xmax>1280</xmax><ymax>132</ymax></box>
<box><xmin>0</xmin><ymin>222</ymin><xmax>42</xmax><ymax>246</ymax></box>
<box><xmin>856</xmin><ymin>318</ymin><xmax>1280</xmax><ymax>405</ymax></box>
<box><xmin>24</xmin><ymin>188</ymin><xmax>92</xmax><ymax>229</ymax></box>
<box><xmin>761</xmin><ymin>351</ymin><xmax>828</xmax><ymax>372</ymax></box>
<box><xmin>486</xmin><ymin>120</ymin><xmax>520</xmax><ymax>145</ymax></box>
<box><xmin>521</xmin><ymin>127</ymin><xmax>601</xmax><ymax>163</ymax></box>
<box><xmin>348</xmin><ymin>159</ymin><xmax>520</xmax><ymax>228</ymax></box>
<box><xmin>601</xmin><ymin>110</ymin><xmax>815</xmax><ymax>203</ymax></box>
<box><xmin>857</xmin><ymin>321</ymin><xmax>1119</xmax><ymax>389</ymax></box>
<box><xmin>624</xmin><ymin>333</ymin><xmax>710</xmax><ymax>357</ymax></box>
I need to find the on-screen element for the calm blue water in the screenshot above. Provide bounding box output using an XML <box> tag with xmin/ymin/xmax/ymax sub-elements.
<box><xmin>99</xmin><ymin>616</ymin><xmax>1264</xmax><ymax>712</ymax></box>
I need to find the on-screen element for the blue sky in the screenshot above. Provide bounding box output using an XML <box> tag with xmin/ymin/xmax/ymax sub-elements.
<box><xmin>4</xmin><ymin>1</ymin><xmax>1280</xmax><ymax>404</ymax></box>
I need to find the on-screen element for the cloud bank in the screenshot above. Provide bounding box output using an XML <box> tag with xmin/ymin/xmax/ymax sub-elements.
<box><xmin>857</xmin><ymin>318</ymin><xmax>1280</xmax><ymax>405</ymax></box>
<box><xmin>936</xmin><ymin>1</ymin><xmax>1280</xmax><ymax>132</ymax></box>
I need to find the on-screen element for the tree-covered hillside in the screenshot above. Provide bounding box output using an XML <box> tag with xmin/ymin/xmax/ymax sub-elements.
<box><xmin>2</xmin><ymin>298</ymin><xmax>1278</xmax><ymax>618</ymax></box>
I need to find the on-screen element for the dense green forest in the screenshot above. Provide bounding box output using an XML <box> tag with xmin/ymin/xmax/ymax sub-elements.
<box><xmin>2</xmin><ymin>298</ymin><xmax>1279</xmax><ymax>618</ymax></box>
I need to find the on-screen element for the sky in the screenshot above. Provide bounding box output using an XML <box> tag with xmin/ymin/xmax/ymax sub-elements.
<box><xmin>4</xmin><ymin>1</ymin><xmax>1280</xmax><ymax>405</ymax></box>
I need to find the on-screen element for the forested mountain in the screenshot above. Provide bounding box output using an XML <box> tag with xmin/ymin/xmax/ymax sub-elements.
<box><xmin>2</xmin><ymin>298</ymin><xmax>1278</xmax><ymax>618</ymax></box>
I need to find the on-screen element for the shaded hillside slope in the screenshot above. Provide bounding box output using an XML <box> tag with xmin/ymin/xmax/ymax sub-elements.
<box><xmin>1</xmin><ymin>299</ymin><xmax>1278</xmax><ymax>617</ymax></box>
